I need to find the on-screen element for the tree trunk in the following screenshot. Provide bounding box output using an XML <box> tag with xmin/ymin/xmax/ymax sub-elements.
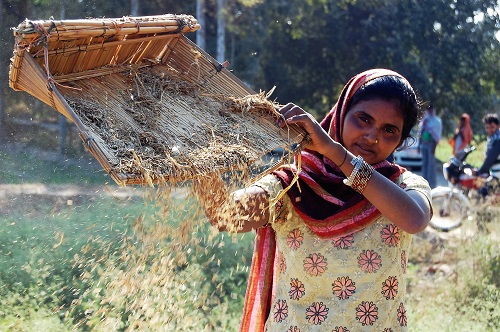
<box><xmin>131</xmin><ymin>0</ymin><xmax>140</xmax><ymax>16</ymax></box>
<box><xmin>216</xmin><ymin>0</ymin><xmax>225</xmax><ymax>62</ymax></box>
<box><xmin>196</xmin><ymin>0</ymin><xmax>206</xmax><ymax>50</ymax></box>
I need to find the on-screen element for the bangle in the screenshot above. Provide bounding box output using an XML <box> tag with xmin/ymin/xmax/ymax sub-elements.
<box><xmin>343</xmin><ymin>156</ymin><xmax>375</xmax><ymax>193</ymax></box>
<box><xmin>343</xmin><ymin>156</ymin><xmax>363</xmax><ymax>186</ymax></box>
<box><xmin>338</xmin><ymin>149</ymin><xmax>348</xmax><ymax>168</ymax></box>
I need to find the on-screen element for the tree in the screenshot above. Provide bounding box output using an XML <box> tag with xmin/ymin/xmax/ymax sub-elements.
<box><xmin>250</xmin><ymin>0</ymin><xmax>500</xmax><ymax>127</ymax></box>
<box><xmin>196</xmin><ymin>0</ymin><xmax>206</xmax><ymax>51</ymax></box>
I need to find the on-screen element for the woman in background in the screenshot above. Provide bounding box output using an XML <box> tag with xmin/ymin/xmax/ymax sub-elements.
<box><xmin>450</xmin><ymin>113</ymin><xmax>473</xmax><ymax>157</ymax></box>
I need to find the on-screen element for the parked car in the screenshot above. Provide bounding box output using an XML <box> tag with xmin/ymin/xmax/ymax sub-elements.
<box><xmin>393</xmin><ymin>138</ymin><xmax>422</xmax><ymax>169</ymax></box>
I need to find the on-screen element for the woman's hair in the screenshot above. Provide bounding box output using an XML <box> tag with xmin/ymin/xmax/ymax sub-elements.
<box><xmin>347</xmin><ymin>75</ymin><xmax>423</xmax><ymax>148</ymax></box>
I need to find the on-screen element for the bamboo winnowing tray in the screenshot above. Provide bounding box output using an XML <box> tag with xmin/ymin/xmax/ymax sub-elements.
<box><xmin>9</xmin><ymin>14</ymin><xmax>305</xmax><ymax>186</ymax></box>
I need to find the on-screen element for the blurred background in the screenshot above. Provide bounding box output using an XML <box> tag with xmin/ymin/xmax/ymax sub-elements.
<box><xmin>0</xmin><ymin>1</ymin><xmax>499</xmax><ymax>331</ymax></box>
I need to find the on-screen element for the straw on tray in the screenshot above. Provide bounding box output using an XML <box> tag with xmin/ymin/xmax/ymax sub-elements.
<box><xmin>8</xmin><ymin>14</ymin><xmax>305</xmax><ymax>186</ymax></box>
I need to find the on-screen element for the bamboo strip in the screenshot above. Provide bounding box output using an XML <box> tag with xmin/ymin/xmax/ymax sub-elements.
<box><xmin>54</xmin><ymin>64</ymin><xmax>149</xmax><ymax>83</ymax></box>
<box><xmin>31</xmin><ymin>33</ymin><xmax>181</xmax><ymax>58</ymax></box>
<box><xmin>17</xmin><ymin>15</ymin><xmax>197</xmax><ymax>30</ymax></box>
<box><xmin>16</xmin><ymin>25</ymin><xmax>191</xmax><ymax>41</ymax></box>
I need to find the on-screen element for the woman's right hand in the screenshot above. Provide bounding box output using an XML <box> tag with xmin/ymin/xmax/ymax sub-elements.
<box><xmin>277</xmin><ymin>103</ymin><xmax>336</xmax><ymax>156</ymax></box>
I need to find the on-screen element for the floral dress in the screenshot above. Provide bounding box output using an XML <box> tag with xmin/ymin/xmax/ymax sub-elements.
<box><xmin>254</xmin><ymin>171</ymin><xmax>431</xmax><ymax>332</ymax></box>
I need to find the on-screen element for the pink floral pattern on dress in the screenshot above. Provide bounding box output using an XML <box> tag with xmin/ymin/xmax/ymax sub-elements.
<box><xmin>273</xmin><ymin>299</ymin><xmax>288</xmax><ymax>323</ymax></box>
<box><xmin>303</xmin><ymin>253</ymin><xmax>328</xmax><ymax>276</ymax></box>
<box><xmin>381</xmin><ymin>276</ymin><xmax>398</xmax><ymax>300</ymax></box>
<box><xmin>397</xmin><ymin>302</ymin><xmax>407</xmax><ymax>326</ymax></box>
<box><xmin>305</xmin><ymin>302</ymin><xmax>329</xmax><ymax>325</ymax></box>
<box><xmin>333</xmin><ymin>327</ymin><xmax>350</xmax><ymax>332</ymax></box>
<box><xmin>278</xmin><ymin>251</ymin><xmax>287</xmax><ymax>273</ymax></box>
<box><xmin>287</xmin><ymin>228</ymin><xmax>304</xmax><ymax>250</ymax></box>
<box><xmin>289</xmin><ymin>278</ymin><xmax>305</xmax><ymax>300</ymax></box>
<box><xmin>355</xmin><ymin>301</ymin><xmax>378</xmax><ymax>326</ymax></box>
<box><xmin>332</xmin><ymin>234</ymin><xmax>354</xmax><ymax>249</ymax></box>
<box><xmin>401</xmin><ymin>250</ymin><xmax>407</xmax><ymax>273</ymax></box>
<box><xmin>358</xmin><ymin>250</ymin><xmax>382</xmax><ymax>273</ymax></box>
<box><xmin>380</xmin><ymin>224</ymin><xmax>400</xmax><ymax>247</ymax></box>
<box><xmin>332</xmin><ymin>276</ymin><xmax>356</xmax><ymax>300</ymax></box>
<box><xmin>286</xmin><ymin>326</ymin><xmax>300</xmax><ymax>332</ymax></box>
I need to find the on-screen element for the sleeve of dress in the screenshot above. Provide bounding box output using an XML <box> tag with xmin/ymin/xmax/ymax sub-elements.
<box><xmin>249</xmin><ymin>174</ymin><xmax>284</xmax><ymax>226</ymax></box>
<box><xmin>399</xmin><ymin>171</ymin><xmax>433</xmax><ymax>215</ymax></box>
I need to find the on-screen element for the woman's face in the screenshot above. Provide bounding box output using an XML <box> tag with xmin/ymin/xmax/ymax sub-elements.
<box><xmin>340</xmin><ymin>99</ymin><xmax>404</xmax><ymax>165</ymax></box>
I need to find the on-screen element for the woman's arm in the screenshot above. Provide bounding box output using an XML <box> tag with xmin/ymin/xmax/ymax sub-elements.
<box><xmin>192</xmin><ymin>174</ymin><xmax>270</xmax><ymax>233</ymax></box>
<box><xmin>279</xmin><ymin>103</ymin><xmax>431</xmax><ymax>234</ymax></box>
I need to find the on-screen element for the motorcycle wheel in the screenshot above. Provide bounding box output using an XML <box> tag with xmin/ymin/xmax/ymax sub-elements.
<box><xmin>429</xmin><ymin>189</ymin><xmax>470</xmax><ymax>231</ymax></box>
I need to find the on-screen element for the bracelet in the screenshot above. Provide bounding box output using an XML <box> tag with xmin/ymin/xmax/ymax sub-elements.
<box><xmin>343</xmin><ymin>156</ymin><xmax>363</xmax><ymax>186</ymax></box>
<box><xmin>343</xmin><ymin>156</ymin><xmax>375</xmax><ymax>193</ymax></box>
<box><xmin>338</xmin><ymin>149</ymin><xmax>348</xmax><ymax>168</ymax></box>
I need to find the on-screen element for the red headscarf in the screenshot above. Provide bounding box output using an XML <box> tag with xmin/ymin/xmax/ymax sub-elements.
<box><xmin>240</xmin><ymin>69</ymin><xmax>408</xmax><ymax>332</ymax></box>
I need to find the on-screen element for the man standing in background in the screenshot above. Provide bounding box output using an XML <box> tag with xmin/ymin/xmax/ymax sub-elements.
<box><xmin>419</xmin><ymin>104</ymin><xmax>442</xmax><ymax>188</ymax></box>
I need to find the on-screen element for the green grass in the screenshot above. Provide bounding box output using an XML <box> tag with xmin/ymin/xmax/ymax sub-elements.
<box><xmin>0</xmin><ymin>148</ymin><xmax>110</xmax><ymax>185</ymax></box>
<box><xmin>435</xmin><ymin>136</ymin><xmax>487</xmax><ymax>167</ymax></box>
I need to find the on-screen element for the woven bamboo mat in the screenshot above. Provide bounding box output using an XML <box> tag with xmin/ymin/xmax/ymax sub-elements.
<box><xmin>9</xmin><ymin>14</ymin><xmax>305</xmax><ymax>186</ymax></box>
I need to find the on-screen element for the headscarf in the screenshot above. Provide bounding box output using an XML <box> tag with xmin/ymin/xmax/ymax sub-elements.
<box><xmin>240</xmin><ymin>69</ymin><xmax>408</xmax><ymax>332</ymax></box>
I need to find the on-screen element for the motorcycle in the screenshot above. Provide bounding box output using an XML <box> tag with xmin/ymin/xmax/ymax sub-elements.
<box><xmin>430</xmin><ymin>146</ymin><xmax>499</xmax><ymax>231</ymax></box>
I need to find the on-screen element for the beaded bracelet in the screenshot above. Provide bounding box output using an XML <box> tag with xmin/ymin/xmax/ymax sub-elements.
<box><xmin>343</xmin><ymin>155</ymin><xmax>375</xmax><ymax>193</ymax></box>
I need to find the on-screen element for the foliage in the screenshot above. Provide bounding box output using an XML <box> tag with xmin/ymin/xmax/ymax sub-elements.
<box><xmin>2</xmin><ymin>0</ymin><xmax>499</xmax><ymax>135</ymax></box>
<box><xmin>252</xmin><ymin>0</ymin><xmax>500</xmax><ymax>121</ymax></box>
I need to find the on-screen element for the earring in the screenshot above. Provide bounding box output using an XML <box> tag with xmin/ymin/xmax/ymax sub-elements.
<box><xmin>375</xmin><ymin>139</ymin><xmax>379</xmax><ymax>144</ymax></box>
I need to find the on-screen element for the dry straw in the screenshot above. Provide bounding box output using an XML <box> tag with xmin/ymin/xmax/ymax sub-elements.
<box><xmin>9</xmin><ymin>14</ymin><xmax>306</xmax><ymax>187</ymax></box>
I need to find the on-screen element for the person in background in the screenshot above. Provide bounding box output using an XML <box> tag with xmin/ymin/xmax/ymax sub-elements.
<box><xmin>475</xmin><ymin>113</ymin><xmax>500</xmax><ymax>196</ymax></box>
<box><xmin>418</xmin><ymin>104</ymin><xmax>442</xmax><ymax>188</ymax></box>
<box><xmin>450</xmin><ymin>113</ymin><xmax>473</xmax><ymax>157</ymax></box>
<box><xmin>194</xmin><ymin>69</ymin><xmax>432</xmax><ymax>331</ymax></box>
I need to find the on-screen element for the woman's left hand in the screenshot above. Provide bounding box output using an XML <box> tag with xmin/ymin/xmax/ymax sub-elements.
<box><xmin>278</xmin><ymin>103</ymin><xmax>335</xmax><ymax>155</ymax></box>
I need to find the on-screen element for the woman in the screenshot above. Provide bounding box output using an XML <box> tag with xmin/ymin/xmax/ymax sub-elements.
<box><xmin>194</xmin><ymin>68</ymin><xmax>432</xmax><ymax>331</ymax></box>
<box><xmin>450</xmin><ymin>113</ymin><xmax>473</xmax><ymax>156</ymax></box>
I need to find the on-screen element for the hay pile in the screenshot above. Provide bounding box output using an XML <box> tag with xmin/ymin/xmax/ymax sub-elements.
<box><xmin>61</xmin><ymin>66</ymin><xmax>295</xmax><ymax>185</ymax></box>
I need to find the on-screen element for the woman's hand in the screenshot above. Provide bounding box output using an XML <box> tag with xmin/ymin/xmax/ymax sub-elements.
<box><xmin>192</xmin><ymin>173</ymin><xmax>270</xmax><ymax>233</ymax></box>
<box><xmin>278</xmin><ymin>103</ymin><xmax>338</xmax><ymax>157</ymax></box>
